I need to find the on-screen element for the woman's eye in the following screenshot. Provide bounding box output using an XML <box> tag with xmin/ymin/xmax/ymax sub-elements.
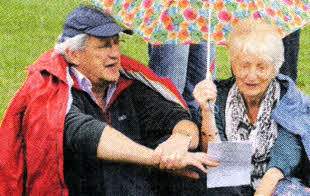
<box><xmin>257</xmin><ymin>65</ymin><xmax>266</xmax><ymax>71</ymax></box>
<box><xmin>241</xmin><ymin>65</ymin><xmax>249</xmax><ymax>69</ymax></box>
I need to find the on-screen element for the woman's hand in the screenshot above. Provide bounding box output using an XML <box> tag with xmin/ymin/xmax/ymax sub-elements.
<box><xmin>193</xmin><ymin>76</ymin><xmax>217</xmax><ymax>112</ymax></box>
<box><xmin>255</xmin><ymin>168</ymin><xmax>284</xmax><ymax>196</ymax></box>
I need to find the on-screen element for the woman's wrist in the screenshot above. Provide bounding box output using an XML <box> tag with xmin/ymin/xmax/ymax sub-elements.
<box><xmin>201</xmin><ymin>108</ymin><xmax>214</xmax><ymax>116</ymax></box>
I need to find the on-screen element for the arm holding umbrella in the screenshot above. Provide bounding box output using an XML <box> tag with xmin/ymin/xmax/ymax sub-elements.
<box><xmin>193</xmin><ymin>74</ymin><xmax>221</xmax><ymax>152</ymax></box>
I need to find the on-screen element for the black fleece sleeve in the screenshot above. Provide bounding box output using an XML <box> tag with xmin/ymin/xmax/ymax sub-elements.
<box><xmin>132</xmin><ymin>82</ymin><xmax>191</xmax><ymax>140</ymax></box>
<box><xmin>64</xmin><ymin>103</ymin><xmax>107</xmax><ymax>159</ymax></box>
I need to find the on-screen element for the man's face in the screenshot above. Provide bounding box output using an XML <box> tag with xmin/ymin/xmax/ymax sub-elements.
<box><xmin>74</xmin><ymin>35</ymin><xmax>121</xmax><ymax>87</ymax></box>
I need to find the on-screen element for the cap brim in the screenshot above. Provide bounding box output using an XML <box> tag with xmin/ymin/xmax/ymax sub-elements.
<box><xmin>122</xmin><ymin>29</ymin><xmax>133</xmax><ymax>35</ymax></box>
<box><xmin>86</xmin><ymin>23</ymin><xmax>133</xmax><ymax>37</ymax></box>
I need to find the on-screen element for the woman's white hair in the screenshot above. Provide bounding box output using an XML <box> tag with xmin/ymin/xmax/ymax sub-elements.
<box><xmin>54</xmin><ymin>34</ymin><xmax>89</xmax><ymax>55</ymax></box>
<box><xmin>228</xmin><ymin>18</ymin><xmax>284</xmax><ymax>74</ymax></box>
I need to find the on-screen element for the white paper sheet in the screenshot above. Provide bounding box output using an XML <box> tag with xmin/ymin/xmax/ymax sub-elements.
<box><xmin>207</xmin><ymin>141</ymin><xmax>253</xmax><ymax>188</ymax></box>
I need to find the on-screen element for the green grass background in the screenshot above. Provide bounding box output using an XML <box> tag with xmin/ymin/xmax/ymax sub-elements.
<box><xmin>1</xmin><ymin>0</ymin><xmax>309</xmax><ymax>120</ymax></box>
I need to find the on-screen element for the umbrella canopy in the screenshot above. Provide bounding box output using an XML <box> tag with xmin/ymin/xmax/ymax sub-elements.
<box><xmin>251</xmin><ymin>0</ymin><xmax>309</xmax><ymax>38</ymax></box>
<box><xmin>86</xmin><ymin>0</ymin><xmax>309</xmax><ymax>45</ymax></box>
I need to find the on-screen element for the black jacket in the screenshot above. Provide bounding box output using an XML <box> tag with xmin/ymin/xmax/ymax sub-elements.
<box><xmin>63</xmin><ymin>78</ymin><xmax>190</xmax><ymax>195</ymax></box>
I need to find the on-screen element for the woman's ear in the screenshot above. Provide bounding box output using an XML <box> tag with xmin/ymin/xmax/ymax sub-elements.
<box><xmin>230</xmin><ymin>61</ymin><xmax>237</xmax><ymax>77</ymax></box>
<box><xmin>65</xmin><ymin>49</ymin><xmax>81</xmax><ymax>66</ymax></box>
<box><xmin>271</xmin><ymin>67</ymin><xmax>277</xmax><ymax>78</ymax></box>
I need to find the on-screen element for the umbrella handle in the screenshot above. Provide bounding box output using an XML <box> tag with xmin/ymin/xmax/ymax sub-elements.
<box><xmin>206</xmin><ymin>70</ymin><xmax>218</xmax><ymax>114</ymax></box>
<box><xmin>206</xmin><ymin>70</ymin><xmax>212</xmax><ymax>80</ymax></box>
<box><xmin>206</xmin><ymin>3</ymin><xmax>212</xmax><ymax>79</ymax></box>
<box><xmin>208</xmin><ymin>101</ymin><xmax>219</xmax><ymax>114</ymax></box>
<box><xmin>205</xmin><ymin>3</ymin><xmax>218</xmax><ymax>114</ymax></box>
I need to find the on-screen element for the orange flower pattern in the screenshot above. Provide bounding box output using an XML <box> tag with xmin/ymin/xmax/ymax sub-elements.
<box><xmin>86</xmin><ymin>0</ymin><xmax>309</xmax><ymax>45</ymax></box>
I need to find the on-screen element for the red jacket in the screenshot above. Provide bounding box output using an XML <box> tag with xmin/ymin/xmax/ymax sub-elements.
<box><xmin>0</xmin><ymin>50</ymin><xmax>187</xmax><ymax>195</ymax></box>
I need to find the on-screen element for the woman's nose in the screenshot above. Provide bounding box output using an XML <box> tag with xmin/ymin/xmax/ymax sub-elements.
<box><xmin>246</xmin><ymin>66</ymin><xmax>259</xmax><ymax>80</ymax></box>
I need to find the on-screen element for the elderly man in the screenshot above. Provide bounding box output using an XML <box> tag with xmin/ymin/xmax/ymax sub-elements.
<box><xmin>0</xmin><ymin>6</ymin><xmax>218</xmax><ymax>195</ymax></box>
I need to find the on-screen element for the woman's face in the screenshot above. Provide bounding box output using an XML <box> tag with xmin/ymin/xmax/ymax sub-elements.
<box><xmin>231</xmin><ymin>52</ymin><xmax>277</xmax><ymax>100</ymax></box>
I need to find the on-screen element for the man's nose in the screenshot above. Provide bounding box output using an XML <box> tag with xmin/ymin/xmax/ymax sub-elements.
<box><xmin>108</xmin><ymin>44</ymin><xmax>121</xmax><ymax>59</ymax></box>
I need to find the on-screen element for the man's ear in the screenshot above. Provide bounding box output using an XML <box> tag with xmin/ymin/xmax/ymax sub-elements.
<box><xmin>65</xmin><ymin>49</ymin><xmax>81</xmax><ymax>66</ymax></box>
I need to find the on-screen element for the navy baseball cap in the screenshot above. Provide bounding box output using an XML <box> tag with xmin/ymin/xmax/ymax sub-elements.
<box><xmin>60</xmin><ymin>6</ymin><xmax>132</xmax><ymax>42</ymax></box>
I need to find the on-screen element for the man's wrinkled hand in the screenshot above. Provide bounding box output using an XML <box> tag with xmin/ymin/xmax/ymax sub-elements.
<box><xmin>155</xmin><ymin>133</ymin><xmax>191</xmax><ymax>170</ymax></box>
<box><xmin>169</xmin><ymin>152</ymin><xmax>220</xmax><ymax>179</ymax></box>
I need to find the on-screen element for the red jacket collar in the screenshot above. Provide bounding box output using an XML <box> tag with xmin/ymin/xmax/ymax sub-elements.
<box><xmin>26</xmin><ymin>49</ymin><xmax>69</xmax><ymax>84</ymax></box>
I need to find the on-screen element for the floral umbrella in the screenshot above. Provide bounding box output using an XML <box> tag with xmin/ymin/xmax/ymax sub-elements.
<box><xmin>251</xmin><ymin>0</ymin><xmax>309</xmax><ymax>38</ymax></box>
<box><xmin>85</xmin><ymin>0</ymin><xmax>309</xmax><ymax>45</ymax></box>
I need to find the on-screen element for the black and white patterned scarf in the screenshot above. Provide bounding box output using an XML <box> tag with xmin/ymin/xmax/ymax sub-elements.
<box><xmin>225</xmin><ymin>79</ymin><xmax>280</xmax><ymax>190</ymax></box>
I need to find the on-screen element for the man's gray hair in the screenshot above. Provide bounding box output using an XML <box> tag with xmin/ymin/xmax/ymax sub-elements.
<box><xmin>54</xmin><ymin>34</ymin><xmax>89</xmax><ymax>55</ymax></box>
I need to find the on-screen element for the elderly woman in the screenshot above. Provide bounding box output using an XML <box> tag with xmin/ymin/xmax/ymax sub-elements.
<box><xmin>194</xmin><ymin>19</ymin><xmax>310</xmax><ymax>195</ymax></box>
